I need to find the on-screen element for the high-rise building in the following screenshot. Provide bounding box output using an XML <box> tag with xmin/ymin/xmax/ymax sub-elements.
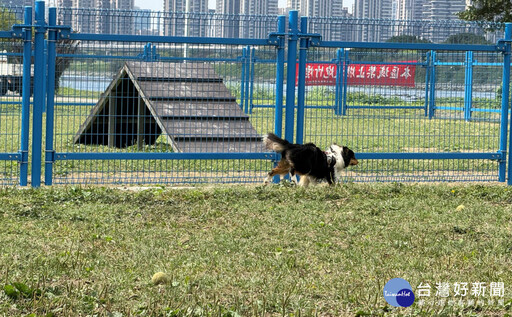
<box><xmin>163</xmin><ymin>0</ymin><xmax>209</xmax><ymax>37</ymax></box>
<box><xmin>308</xmin><ymin>6</ymin><xmax>351</xmax><ymax>41</ymax></box>
<box><xmin>422</xmin><ymin>0</ymin><xmax>466</xmax><ymax>20</ymax></box>
<box><xmin>215</xmin><ymin>0</ymin><xmax>240</xmax><ymax>38</ymax></box>
<box><xmin>353</xmin><ymin>0</ymin><xmax>393</xmax><ymax>42</ymax></box>
<box><xmin>112</xmin><ymin>0</ymin><xmax>135</xmax><ymax>34</ymax></box>
<box><xmin>56</xmin><ymin>0</ymin><xmax>74</xmax><ymax>27</ymax></box>
<box><xmin>422</xmin><ymin>0</ymin><xmax>467</xmax><ymax>42</ymax></box>
<box><xmin>241</xmin><ymin>0</ymin><xmax>277</xmax><ymax>17</ymax></box>
<box><xmin>287</xmin><ymin>0</ymin><xmax>344</xmax><ymax>17</ymax></box>
<box><xmin>72</xmin><ymin>0</ymin><xmax>98</xmax><ymax>33</ymax></box>
<box><xmin>395</xmin><ymin>0</ymin><xmax>424</xmax><ymax>20</ymax></box>
<box><xmin>53</xmin><ymin>0</ymin><xmax>134</xmax><ymax>34</ymax></box>
<box><xmin>286</xmin><ymin>0</ymin><xmax>349</xmax><ymax>41</ymax></box>
<box><xmin>394</xmin><ymin>0</ymin><xmax>425</xmax><ymax>38</ymax></box>
<box><xmin>113</xmin><ymin>0</ymin><xmax>133</xmax><ymax>10</ymax></box>
<box><xmin>240</xmin><ymin>0</ymin><xmax>278</xmax><ymax>38</ymax></box>
<box><xmin>95</xmin><ymin>0</ymin><xmax>112</xmax><ymax>34</ymax></box>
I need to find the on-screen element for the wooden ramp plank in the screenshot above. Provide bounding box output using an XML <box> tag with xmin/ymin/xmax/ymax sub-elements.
<box><xmin>151</xmin><ymin>101</ymin><xmax>248</xmax><ymax>119</ymax></box>
<box><xmin>126</xmin><ymin>61</ymin><xmax>221</xmax><ymax>80</ymax></box>
<box><xmin>138</xmin><ymin>81</ymin><xmax>236</xmax><ymax>100</ymax></box>
<box><xmin>175</xmin><ymin>140</ymin><xmax>266</xmax><ymax>153</ymax></box>
<box><xmin>159</xmin><ymin>119</ymin><xmax>261</xmax><ymax>139</ymax></box>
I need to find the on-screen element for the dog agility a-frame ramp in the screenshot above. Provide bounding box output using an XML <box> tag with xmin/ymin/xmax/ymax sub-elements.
<box><xmin>73</xmin><ymin>61</ymin><xmax>264</xmax><ymax>152</ymax></box>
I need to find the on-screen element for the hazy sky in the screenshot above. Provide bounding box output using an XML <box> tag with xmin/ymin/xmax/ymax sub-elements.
<box><xmin>134</xmin><ymin>0</ymin><xmax>355</xmax><ymax>13</ymax></box>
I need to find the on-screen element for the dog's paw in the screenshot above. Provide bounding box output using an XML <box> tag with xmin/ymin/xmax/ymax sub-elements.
<box><xmin>278</xmin><ymin>179</ymin><xmax>296</xmax><ymax>187</ymax></box>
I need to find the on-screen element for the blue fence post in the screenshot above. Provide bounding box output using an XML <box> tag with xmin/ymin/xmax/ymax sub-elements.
<box><xmin>295</xmin><ymin>16</ymin><xmax>308</xmax><ymax>144</ymax></box>
<box><xmin>31</xmin><ymin>0</ymin><xmax>46</xmax><ymax>187</ymax></box>
<box><xmin>249</xmin><ymin>48</ymin><xmax>256</xmax><ymax>113</ymax></box>
<box><xmin>240</xmin><ymin>47</ymin><xmax>247</xmax><ymax>111</ymax></box>
<box><xmin>342</xmin><ymin>51</ymin><xmax>349</xmax><ymax>116</ymax></box>
<box><xmin>464</xmin><ymin>51</ymin><xmax>474</xmax><ymax>121</ymax></box>
<box><xmin>334</xmin><ymin>48</ymin><xmax>343</xmax><ymax>116</ymax></box>
<box><xmin>424</xmin><ymin>51</ymin><xmax>430</xmax><ymax>117</ymax></box>
<box><xmin>243</xmin><ymin>45</ymin><xmax>252</xmax><ymax>114</ymax></box>
<box><xmin>248</xmin><ymin>47</ymin><xmax>255</xmax><ymax>114</ymax></box>
<box><xmin>284</xmin><ymin>10</ymin><xmax>299</xmax><ymax>142</ymax></box>
<box><xmin>501</xmin><ymin>23</ymin><xmax>512</xmax><ymax>184</ymax></box>
<box><xmin>19</xmin><ymin>6</ymin><xmax>32</xmax><ymax>187</ymax></box>
<box><xmin>428</xmin><ymin>50</ymin><xmax>437</xmax><ymax>119</ymax></box>
<box><xmin>43</xmin><ymin>39</ymin><xmax>47</xmax><ymax>113</ymax></box>
<box><xmin>274</xmin><ymin>15</ymin><xmax>285</xmax><ymax>137</ymax></box>
<box><xmin>44</xmin><ymin>7</ymin><xmax>57</xmax><ymax>186</ymax></box>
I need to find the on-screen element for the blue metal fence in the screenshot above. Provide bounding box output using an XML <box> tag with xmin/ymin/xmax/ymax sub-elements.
<box><xmin>1</xmin><ymin>1</ymin><xmax>512</xmax><ymax>186</ymax></box>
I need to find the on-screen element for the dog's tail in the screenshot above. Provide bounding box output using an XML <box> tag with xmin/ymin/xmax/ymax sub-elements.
<box><xmin>262</xmin><ymin>133</ymin><xmax>290</xmax><ymax>153</ymax></box>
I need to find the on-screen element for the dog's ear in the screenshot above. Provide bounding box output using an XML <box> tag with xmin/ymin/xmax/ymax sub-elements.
<box><xmin>343</xmin><ymin>146</ymin><xmax>353</xmax><ymax>156</ymax></box>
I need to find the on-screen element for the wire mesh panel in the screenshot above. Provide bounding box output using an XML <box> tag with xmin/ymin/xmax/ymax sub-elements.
<box><xmin>469</xmin><ymin>51</ymin><xmax>505</xmax><ymax>123</ymax></box>
<box><xmin>0</xmin><ymin>6</ymin><xmax>28</xmax><ymax>186</ymax></box>
<box><xmin>300</xmin><ymin>45</ymin><xmax>504</xmax><ymax>182</ymax></box>
<box><xmin>0</xmin><ymin>50</ymin><xmax>23</xmax><ymax>185</ymax></box>
<box><xmin>50</xmin><ymin>40</ymin><xmax>278</xmax><ymax>185</ymax></box>
<box><xmin>433</xmin><ymin>51</ymin><xmax>503</xmax><ymax>121</ymax></box>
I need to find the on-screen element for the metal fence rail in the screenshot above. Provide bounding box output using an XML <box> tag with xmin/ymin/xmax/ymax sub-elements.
<box><xmin>1</xmin><ymin>1</ymin><xmax>512</xmax><ymax>186</ymax></box>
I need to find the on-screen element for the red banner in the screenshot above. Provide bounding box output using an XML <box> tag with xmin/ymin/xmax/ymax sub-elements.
<box><xmin>296</xmin><ymin>62</ymin><xmax>417</xmax><ymax>87</ymax></box>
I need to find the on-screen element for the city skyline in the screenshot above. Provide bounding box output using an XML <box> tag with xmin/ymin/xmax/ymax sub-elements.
<box><xmin>42</xmin><ymin>0</ymin><xmax>358</xmax><ymax>14</ymax></box>
<box><xmin>134</xmin><ymin>0</ymin><xmax>356</xmax><ymax>12</ymax></box>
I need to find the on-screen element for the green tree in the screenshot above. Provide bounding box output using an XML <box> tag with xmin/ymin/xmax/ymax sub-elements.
<box><xmin>0</xmin><ymin>7</ymin><xmax>78</xmax><ymax>92</ymax></box>
<box><xmin>0</xmin><ymin>8</ymin><xmax>20</xmax><ymax>31</ymax></box>
<box><xmin>442</xmin><ymin>33</ymin><xmax>491</xmax><ymax>45</ymax></box>
<box><xmin>457</xmin><ymin>0</ymin><xmax>512</xmax><ymax>23</ymax></box>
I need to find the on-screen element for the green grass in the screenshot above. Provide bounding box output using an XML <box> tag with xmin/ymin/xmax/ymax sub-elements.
<box><xmin>55</xmin><ymin>87</ymin><xmax>102</xmax><ymax>99</ymax></box>
<box><xmin>0</xmin><ymin>184</ymin><xmax>511</xmax><ymax>316</ymax></box>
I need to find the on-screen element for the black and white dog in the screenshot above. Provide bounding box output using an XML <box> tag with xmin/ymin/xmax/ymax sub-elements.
<box><xmin>263</xmin><ymin>133</ymin><xmax>358</xmax><ymax>187</ymax></box>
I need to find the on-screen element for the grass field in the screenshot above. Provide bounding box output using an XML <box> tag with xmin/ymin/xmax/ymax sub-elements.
<box><xmin>1</xmin><ymin>183</ymin><xmax>511</xmax><ymax>316</ymax></box>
